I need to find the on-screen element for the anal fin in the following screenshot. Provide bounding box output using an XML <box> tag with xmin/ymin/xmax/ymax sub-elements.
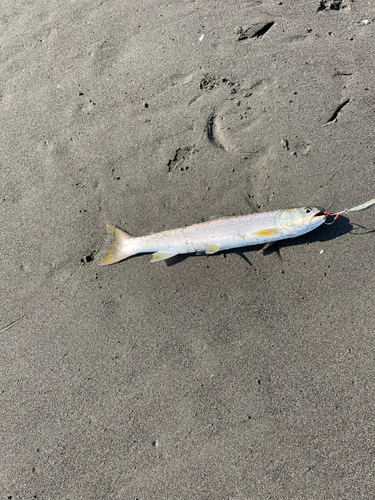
<box><xmin>205</xmin><ymin>244</ymin><xmax>221</xmax><ymax>255</ymax></box>
<box><xmin>150</xmin><ymin>251</ymin><xmax>178</xmax><ymax>262</ymax></box>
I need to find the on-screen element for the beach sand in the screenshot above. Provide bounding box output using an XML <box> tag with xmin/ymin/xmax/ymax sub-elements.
<box><xmin>1</xmin><ymin>1</ymin><xmax>375</xmax><ymax>498</ymax></box>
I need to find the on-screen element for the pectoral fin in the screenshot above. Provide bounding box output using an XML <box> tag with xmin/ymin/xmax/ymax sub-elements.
<box><xmin>150</xmin><ymin>251</ymin><xmax>178</xmax><ymax>262</ymax></box>
<box><xmin>205</xmin><ymin>244</ymin><xmax>221</xmax><ymax>254</ymax></box>
<box><xmin>253</xmin><ymin>228</ymin><xmax>280</xmax><ymax>237</ymax></box>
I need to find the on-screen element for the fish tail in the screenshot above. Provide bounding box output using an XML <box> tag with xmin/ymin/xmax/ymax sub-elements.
<box><xmin>100</xmin><ymin>224</ymin><xmax>135</xmax><ymax>266</ymax></box>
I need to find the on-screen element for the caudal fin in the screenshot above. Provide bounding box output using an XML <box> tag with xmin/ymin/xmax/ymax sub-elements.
<box><xmin>100</xmin><ymin>224</ymin><xmax>134</xmax><ymax>266</ymax></box>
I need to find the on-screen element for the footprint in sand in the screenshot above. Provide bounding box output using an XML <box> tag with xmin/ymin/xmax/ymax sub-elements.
<box><xmin>317</xmin><ymin>0</ymin><xmax>351</xmax><ymax>12</ymax></box>
<box><xmin>203</xmin><ymin>77</ymin><xmax>272</xmax><ymax>155</ymax></box>
<box><xmin>167</xmin><ymin>145</ymin><xmax>197</xmax><ymax>172</ymax></box>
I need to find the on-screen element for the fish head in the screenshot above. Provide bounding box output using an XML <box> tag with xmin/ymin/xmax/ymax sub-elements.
<box><xmin>279</xmin><ymin>207</ymin><xmax>327</xmax><ymax>233</ymax></box>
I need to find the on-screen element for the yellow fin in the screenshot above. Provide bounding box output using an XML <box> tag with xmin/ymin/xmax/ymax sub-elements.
<box><xmin>150</xmin><ymin>251</ymin><xmax>178</xmax><ymax>262</ymax></box>
<box><xmin>253</xmin><ymin>228</ymin><xmax>280</xmax><ymax>237</ymax></box>
<box><xmin>205</xmin><ymin>244</ymin><xmax>221</xmax><ymax>254</ymax></box>
<box><xmin>100</xmin><ymin>225</ymin><xmax>133</xmax><ymax>266</ymax></box>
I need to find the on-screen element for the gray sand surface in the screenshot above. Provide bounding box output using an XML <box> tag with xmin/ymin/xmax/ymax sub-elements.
<box><xmin>1</xmin><ymin>1</ymin><xmax>375</xmax><ymax>498</ymax></box>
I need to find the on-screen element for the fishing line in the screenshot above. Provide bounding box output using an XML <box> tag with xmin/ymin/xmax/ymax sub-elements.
<box><xmin>324</xmin><ymin>198</ymin><xmax>375</xmax><ymax>224</ymax></box>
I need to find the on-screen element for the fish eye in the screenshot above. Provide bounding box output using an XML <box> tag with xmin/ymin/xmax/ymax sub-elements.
<box><xmin>304</xmin><ymin>208</ymin><xmax>311</xmax><ymax>213</ymax></box>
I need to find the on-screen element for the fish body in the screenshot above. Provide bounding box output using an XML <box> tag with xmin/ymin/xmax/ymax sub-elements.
<box><xmin>100</xmin><ymin>206</ymin><xmax>327</xmax><ymax>265</ymax></box>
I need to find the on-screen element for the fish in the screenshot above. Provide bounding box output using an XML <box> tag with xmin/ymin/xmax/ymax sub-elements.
<box><xmin>99</xmin><ymin>206</ymin><xmax>327</xmax><ymax>265</ymax></box>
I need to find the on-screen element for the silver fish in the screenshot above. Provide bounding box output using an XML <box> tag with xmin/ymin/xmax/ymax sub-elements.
<box><xmin>100</xmin><ymin>206</ymin><xmax>327</xmax><ymax>265</ymax></box>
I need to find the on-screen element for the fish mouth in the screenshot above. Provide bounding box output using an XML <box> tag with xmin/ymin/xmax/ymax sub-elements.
<box><xmin>307</xmin><ymin>210</ymin><xmax>327</xmax><ymax>224</ymax></box>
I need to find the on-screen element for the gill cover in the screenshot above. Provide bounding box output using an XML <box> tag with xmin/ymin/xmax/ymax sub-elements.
<box><xmin>278</xmin><ymin>207</ymin><xmax>327</xmax><ymax>238</ymax></box>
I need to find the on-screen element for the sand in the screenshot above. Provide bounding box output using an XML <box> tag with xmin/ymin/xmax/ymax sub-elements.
<box><xmin>1</xmin><ymin>0</ymin><xmax>375</xmax><ymax>498</ymax></box>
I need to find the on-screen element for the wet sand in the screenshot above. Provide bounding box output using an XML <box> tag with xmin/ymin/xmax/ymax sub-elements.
<box><xmin>1</xmin><ymin>1</ymin><xmax>375</xmax><ymax>498</ymax></box>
